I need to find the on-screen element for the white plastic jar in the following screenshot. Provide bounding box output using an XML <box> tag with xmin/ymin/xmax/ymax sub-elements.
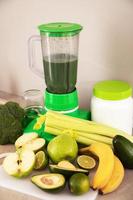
<box><xmin>91</xmin><ymin>80</ymin><xmax>133</xmax><ymax>135</ymax></box>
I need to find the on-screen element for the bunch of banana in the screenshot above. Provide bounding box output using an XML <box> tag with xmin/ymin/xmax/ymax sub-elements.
<box><xmin>79</xmin><ymin>143</ymin><xmax>124</xmax><ymax>194</ymax></box>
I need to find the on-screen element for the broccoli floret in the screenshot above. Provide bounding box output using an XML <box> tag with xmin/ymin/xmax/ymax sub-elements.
<box><xmin>6</xmin><ymin>101</ymin><xmax>25</xmax><ymax>123</ymax></box>
<box><xmin>0</xmin><ymin>102</ymin><xmax>24</xmax><ymax>145</ymax></box>
<box><xmin>5</xmin><ymin>120</ymin><xmax>22</xmax><ymax>144</ymax></box>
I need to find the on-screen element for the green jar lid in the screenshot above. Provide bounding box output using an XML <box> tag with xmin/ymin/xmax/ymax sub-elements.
<box><xmin>93</xmin><ymin>80</ymin><xmax>132</xmax><ymax>100</ymax></box>
<box><xmin>38</xmin><ymin>22</ymin><xmax>83</xmax><ymax>37</ymax></box>
<box><xmin>44</xmin><ymin>89</ymin><xmax>79</xmax><ymax>111</ymax></box>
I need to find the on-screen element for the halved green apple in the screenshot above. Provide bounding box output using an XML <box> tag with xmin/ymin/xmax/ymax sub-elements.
<box><xmin>15</xmin><ymin>133</ymin><xmax>46</xmax><ymax>152</ymax></box>
<box><xmin>15</xmin><ymin>132</ymin><xmax>38</xmax><ymax>149</ymax></box>
<box><xmin>23</xmin><ymin>138</ymin><xmax>46</xmax><ymax>152</ymax></box>
<box><xmin>3</xmin><ymin>149</ymin><xmax>35</xmax><ymax>178</ymax></box>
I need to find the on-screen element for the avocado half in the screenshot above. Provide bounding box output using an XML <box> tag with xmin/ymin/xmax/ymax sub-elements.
<box><xmin>49</xmin><ymin>164</ymin><xmax>89</xmax><ymax>177</ymax></box>
<box><xmin>31</xmin><ymin>173</ymin><xmax>65</xmax><ymax>192</ymax></box>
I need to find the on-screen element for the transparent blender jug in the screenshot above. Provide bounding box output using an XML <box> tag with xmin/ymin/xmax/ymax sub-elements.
<box><xmin>28</xmin><ymin>22</ymin><xmax>82</xmax><ymax>94</ymax></box>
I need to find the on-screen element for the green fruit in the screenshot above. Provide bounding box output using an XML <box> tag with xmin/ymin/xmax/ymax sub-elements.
<box><xmin>15</xmin><ymin>133</ymin><xmax>38</xmax><ymax>149</ymax></box>
<box><xmin>113</xmin><ymin>135</ymin><xmax>133</xmax><ymax>169</ymax></box>
<box><xmin>31</xmin><ymin>173</ymin><xmax>65</xmax><ymax>192</ymax></box>
<box><xmin>15</xmin><ymin>133</ymin><xmax>46</xmax><ymax>153</ymax></box>
<box><xmin>49</xmin><ymin>164</ymin><xmax>89</xmax><ymax>178</ymax></box>
<box><xmin>69</xmin><ymin>173</ymin><xmax>90</xmax><ymax>195</ymax></box>
<box><xmin>3</xmin><ymin>149</ymin><xmax>35</xmax><ymax>178</ymax></box>
<box><xmin>77</xmin><ymin>155</ymin><xmax>96</xmax><ymax>170</ymax></box>
<box><xmin>23</xmin><ymin>138</ymin><xmax>46</xmax><ymax>152</ymax></box>
<box><xmin>34</xmin><ymin>151</ymin><xmax>48</xmax><ymax>170</ymax></box>
<box><xmin>58</xmin><ymin>160</ymin><xmax>76</xmax><ymax>170</ymax></box>
<box><xmin>47</xmin><ymin>134</ymin><xmax>78</xmax><ymax>163</ymax></box>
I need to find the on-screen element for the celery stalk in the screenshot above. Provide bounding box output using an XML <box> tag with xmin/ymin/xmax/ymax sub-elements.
<box><xmin>77</xmin><ymin>133</ymin><xmax>112</xmax><ymax>145</ymax></box>
<box><xmin>45</xmin><ymin>114</ymin><xmax>121</xmax><ymax>137</ymax></box>
<box><xmin>45</xmin><ymin>126</ymin><xmax>112</xmax><ymax>145</ymax></box>
<box><xmin>45</xmin><ymin>111</ymin><xmax>133</xmax><ymax>143</ymax></box>
<box><xmin>45</xmin><ymin>126</ymin><xmax>99</xmax><ymax>145</ymax></box>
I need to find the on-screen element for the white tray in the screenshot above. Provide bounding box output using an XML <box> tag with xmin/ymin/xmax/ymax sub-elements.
<box><xmin>0</xmin><ymin>166</ymin><xmax>98</xmax><ymax>200</ymax></box>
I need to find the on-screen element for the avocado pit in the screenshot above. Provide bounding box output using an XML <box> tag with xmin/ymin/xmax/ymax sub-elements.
<box><xmin>41</xmin><ymin>177</ymin><xmax>53</xmax><ymax>185</ymax></box>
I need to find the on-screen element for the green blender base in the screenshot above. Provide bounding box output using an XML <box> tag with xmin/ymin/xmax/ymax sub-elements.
<box><xmin>24</xmin><ymin>89</ymin><xmax>91</xmax><ymax>142</ymax></box>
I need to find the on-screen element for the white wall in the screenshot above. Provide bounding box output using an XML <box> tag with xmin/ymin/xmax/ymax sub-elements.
<box><xmin>0</xmin><ymin>0</ymin><xmax>133</xmax><ymax>108</ymax></box>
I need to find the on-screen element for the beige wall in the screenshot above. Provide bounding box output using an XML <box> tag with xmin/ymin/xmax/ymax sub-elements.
<box><xmin>0</xmin><ymin>0</ymin><xmax>133</xmax><ymax>108</ymax></box>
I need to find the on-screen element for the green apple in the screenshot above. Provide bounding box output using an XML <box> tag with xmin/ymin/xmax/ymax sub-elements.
<box><xmin>15</xmin><ymin>133</ymin><xmax>46</xmax><ymax>152</ymax></box>
<box><xmin>47</xmin><ymin>134</ymin><xmax>78</xmax><ymax>163</ymax></box>
<box><xmin>15</xmin><ymin>132</ymin><xmax>38</xmax><ymax>149</ymax></box>
<box><xmin>3</xmin><ymin>149</ymin><xmax>35</xmax><ymax>178</ymax></box>
<box><xmin>23</xmin><ymin>138</ymin><xmax>46</xmax><ymax>152</ymax></box>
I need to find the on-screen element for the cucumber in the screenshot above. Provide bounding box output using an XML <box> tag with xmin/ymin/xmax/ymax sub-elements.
<box><xmin>113</xmin><ymin>135</ymin><xmax>133</xmax><ymax>169</ymax></box>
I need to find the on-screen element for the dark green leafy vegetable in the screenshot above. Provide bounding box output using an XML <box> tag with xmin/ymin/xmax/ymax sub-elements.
<box><xmin>6</xmin><ymin>102</ymin><xmax>25</xmax><ymax>123</ymax></box>
<box><xmin>0</xmin><ymin>102</ymin><xmax>25</xmax><ymax>145</ymax></box>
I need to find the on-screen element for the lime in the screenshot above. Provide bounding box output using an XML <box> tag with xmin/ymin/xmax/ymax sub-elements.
<box><xmin>69</xmin><ymin>173</ymin><xmax>90</xmax><ymax>195</ymax></box>
<box><xmin>77</xmin><ymin>155</ymin><xmax>96</xmax><ymax>170</ymax></box>
<box><xmin>34</xmin><ymin>151</ymin><xmax>48</xmax><ymax>170</ymax></box>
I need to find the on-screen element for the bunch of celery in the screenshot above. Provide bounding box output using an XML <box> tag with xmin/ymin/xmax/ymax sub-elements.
<box><xmin>45</xmin><ymin>111</ymin><xmax>133</xmax><ymax>146</ymax></box>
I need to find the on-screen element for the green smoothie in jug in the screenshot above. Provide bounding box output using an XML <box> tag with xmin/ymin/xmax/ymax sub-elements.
<box><xmin>43</xmin><ymin>54</ymin><xmax>78</xmax><ymax>94</ymax></box>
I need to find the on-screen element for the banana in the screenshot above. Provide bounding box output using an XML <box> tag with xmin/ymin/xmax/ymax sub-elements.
<box><xmin>80</xmin><ymin>143</ymin><xmax>114</xmax><ymax>189</ymax></box>
<box><xmin>100</xmin><ymin>156</ymin><xmax>124</xmax><ymax>194</ymax></box>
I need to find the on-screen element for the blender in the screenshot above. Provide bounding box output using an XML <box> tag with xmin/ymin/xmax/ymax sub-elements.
<box><xmin>25</xmin><ymin>22</ymin><xmax>90</xmax><ymax>141</ymax></box>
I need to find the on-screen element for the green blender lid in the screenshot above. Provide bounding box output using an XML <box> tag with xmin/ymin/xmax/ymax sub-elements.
<box><xmin>93</xmin><ymin>80</ymin><xmax>132</xmax><ymax>100</ymax></box>
<box><xmin>38</xmin><ymin>22</ymin><xmax>83</xmax><ymax>37</ymax></box>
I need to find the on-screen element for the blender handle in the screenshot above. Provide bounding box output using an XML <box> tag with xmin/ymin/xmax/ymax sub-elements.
<box><xmin>28</xmin><ymin>35</ymin><xmax>44</xmax><ymax>78</ymax></box>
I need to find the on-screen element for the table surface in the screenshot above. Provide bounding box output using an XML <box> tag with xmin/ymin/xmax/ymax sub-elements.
<box><xmin>0</xmin><ymin>91</ymin><xmax>133</xmax><ymax>200</ymax></box>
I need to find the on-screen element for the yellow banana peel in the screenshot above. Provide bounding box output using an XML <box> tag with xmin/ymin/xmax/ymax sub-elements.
<box><xmin>100</xmin><ymin>156</ymin><xmax>124</xmax><ymax>194</ymax></box>
<box><xmin>80</xmin><ymin>143</ymin><xmax>114</xmax><ymax>190</ymax></box>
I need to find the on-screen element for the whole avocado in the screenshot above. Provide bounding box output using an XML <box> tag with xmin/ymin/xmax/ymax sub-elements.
<box><xmin>113</xmin><ymin>135</ymin><xmax>133</xmax><ymax>169</ymax></box>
